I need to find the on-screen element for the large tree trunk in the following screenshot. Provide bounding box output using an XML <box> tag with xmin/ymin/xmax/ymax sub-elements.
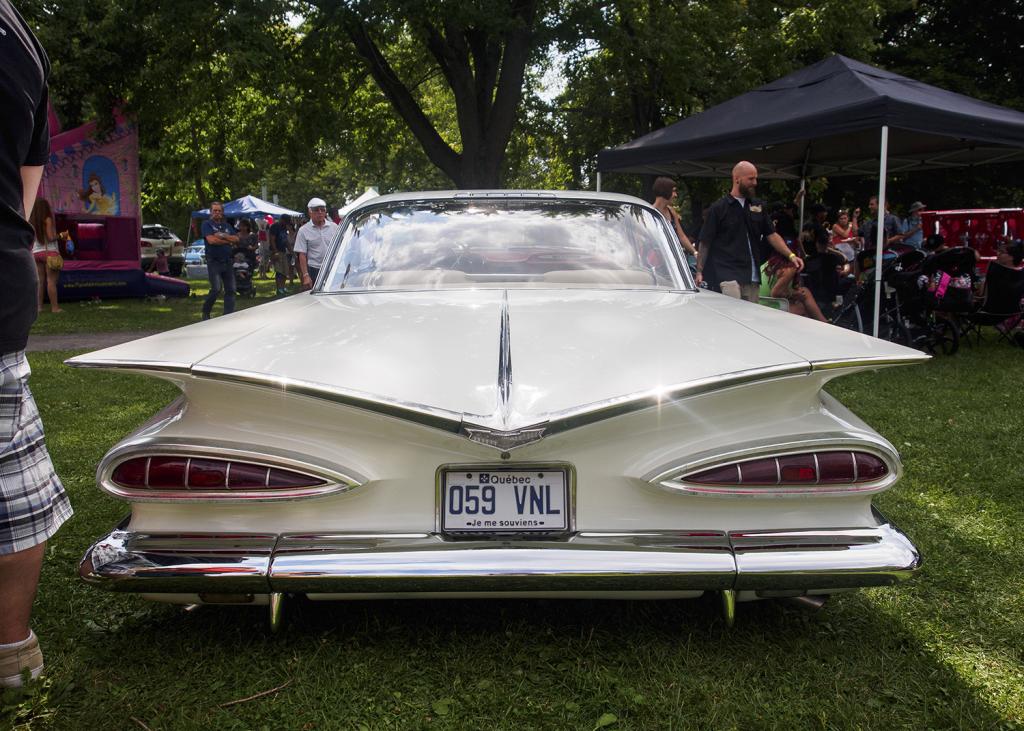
<box><xmin>342</xmin><ymin>3</ymin><xmax>537</xmax><ymax>189</ymax></box>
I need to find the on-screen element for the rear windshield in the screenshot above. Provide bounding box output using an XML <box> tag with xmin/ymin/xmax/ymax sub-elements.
<box><xmin>142</xmin><ymin>226</ymin><xmax>172</xmax><ymax>239</ymax></box>
<box><xmin>319</xmin><ymin>199</ymin><xmax>690</xmax><ymax>291</ymax></box>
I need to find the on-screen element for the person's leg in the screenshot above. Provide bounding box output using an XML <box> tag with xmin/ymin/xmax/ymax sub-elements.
<box><xmin>222</xmin><ymin>265</ymin><xmax>236</xmax><ymax>315</ymax></box>
<box><xmin>788</xmin><ymin>299</ymin><xmax>808</xmax><ymax>318</ymax></box>
<box><xmin>308</xmin><ymin>266</ymin><xmax>320</xmax><ymax>287</ymax></box>
<box><xmin>719</xmin><ymin>280</ymin><xmax>741</xmax><ymax>299</ymax></box>
<box><xmin>34</xmin><ymin>258</ymin><xmax>46</xmax><ymax>312</ymax></box>
<box><xmin>275</xmin><ymin>253</ymin><xmax>287</xmax><ymax>294</ymax></box>
<box><xmin>0</xmin><ymin>351</ymin><xmax>72</xmax><ymax>686</ymax></box>
<box><xmin>0</xmin><ymin>543</ymin><xmax>44</xmax><ymax>644</ymax></box>
<box><xmin>797</xmin><ymin>287</ymin><xmax>828</xmax><ymax>322</ymax></box>
<box><xmin>45</xmin><ymin>266</ymin><xmax>61</xmax><ymax>313</ymax></box>
<box><xmin>203</xmin><ymin>261</ymin><xmax>224</xmax><ymax>320</ymax></box>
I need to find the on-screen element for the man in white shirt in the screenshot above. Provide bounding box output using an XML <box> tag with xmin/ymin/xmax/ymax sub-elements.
<box><xmin>295</xmin><ymin>196</ymin><xmax>339</xmax><ymax>289</ymax></box>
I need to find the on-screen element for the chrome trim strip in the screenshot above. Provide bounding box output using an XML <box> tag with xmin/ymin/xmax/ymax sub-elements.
<box><xmin>64</xmin><ymin>358</ymin><xmax>192</xmax><ymax>373</ymax></box>
<box><xmin>434</xmin><ymin>462</ymin><xmax>577</xmax><ymax>538</ymax></box>
<box><xmin>79</xmin><ymin>527</ymin><xmax>276</xmax><ymax>593</ymax></box>
<box><xmin>73</xmin><ymin>357</ymin><xmax>921</xmax><ymax>457</ymax></box>
<box><xmin>188</xmin><ymin>364</ymin><xmax>468</xmax><ymax>434</ymax></box>
<box><xmin>79</xmin><ymin>518</ymin><xmax>921</xmax><ymax>594</ymax></box>
<box><xmin>498</xmin><ymin>289</ymin><xmax>512</xmax><ymax>425</ymax></box>
<box><xmin>810</xmin><ymin>355</ymin><xmax>929</xmax><ymax>371</ymax></box>
<box><xmin>72</xmin><ymin>358</ymin><xmax>814</xmax><ymax>451</ymax></box>
<box><xmin>644</xmin><ymin>432</ymin><xmax>901</xmax><ymax>498</ymax></box>
<box><xmin>205</xmin><ymin>361</ymin><xmax>810</xmax><ymax>449</ymax></box>
<box><xmin>98</xmin><ymin>437</ymin><xmax>366</xmax><ymax>502</ymax></box>
<box><xmin>270</xmin><ymin>531</ymin><xmax>734</xmax><ymax>593</ymax></box>
<box><xmin>730</xmin><ymin>516</ymin><xmax>922</xmax><ymax>590</ymax></box>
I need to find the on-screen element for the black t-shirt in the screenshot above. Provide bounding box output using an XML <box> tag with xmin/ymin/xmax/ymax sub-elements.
<box><xmin>699</xmin><ymin>195</ymin><xmax>775</xmax><ymax>288</ymax></box>
<box><xmin>269</xmin><ymin>222</ymin><xmax>288</xmax><ymax>253</ymax></box>
<box><xmin>0</xmin><ymin>1</ymin><xmax>49</xmax><ymax>354</ymax></box>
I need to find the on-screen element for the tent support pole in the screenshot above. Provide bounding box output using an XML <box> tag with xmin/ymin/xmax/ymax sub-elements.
<box><xmin>596</xmin><ymin>171</ymin><xmax>602</xmax><ymax>192</ymax></box>
<box><xmin>872</xmin><ymin>125</ymin><xmax>890</xmax><ymax>338</ymax></box>
<box><xmin>796</xmin><ymin>144</ymin><xmax>811</xmax><ymax>235</ymax></box>
<box><xmin>797</xmin><ymin>179</ymin><xmax>806</xmax><ymax>234</ymax></box>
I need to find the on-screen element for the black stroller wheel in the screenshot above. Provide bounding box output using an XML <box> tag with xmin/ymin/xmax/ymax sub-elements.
<box><xmin>926</xmin><ymin>318</ymin><xmax>959</xmax><ymax>356</ymax></box>
<box><xmin>877</xmin><ymin>312</ymin><xmax>912</xmax><ymax>347</ymax></box>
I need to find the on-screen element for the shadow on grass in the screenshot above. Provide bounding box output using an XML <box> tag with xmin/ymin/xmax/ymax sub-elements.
<box><xmin>7</xmin><ymin>330</ymin><xmax>1022</xmax><ymax>729</ymax></box>
<box><xmin>7</xmin><ymin>588</ymin><xmax>1011</xmax><ymax>730</ymax></box>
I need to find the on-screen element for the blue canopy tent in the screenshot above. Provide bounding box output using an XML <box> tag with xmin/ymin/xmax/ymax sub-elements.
<box><xmin>191</xmin><ymin>195</ymin><xmax>302</xmax><ymax>220</ymax></box>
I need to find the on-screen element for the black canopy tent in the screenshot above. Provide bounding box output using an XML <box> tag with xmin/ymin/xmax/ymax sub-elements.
<box><xmin>597</xmin><ymin>55</ymin><xmax>1024</xmax><ymax>179</ymax></box>
<box><xmin>596</xmin><ymin>55</ymin><xmax>1024</xmax><ymax>336</ymax></box>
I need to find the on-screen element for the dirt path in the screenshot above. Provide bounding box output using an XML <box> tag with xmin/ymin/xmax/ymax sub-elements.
<box><xmin>26</xmin><ymin>331</ymin><xmax>160</xmax><ymax>352</ymax></box>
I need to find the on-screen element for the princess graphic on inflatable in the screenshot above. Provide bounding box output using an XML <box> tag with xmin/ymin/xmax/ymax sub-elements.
<box><xmin>79</xmin><ymin>172</ymin><xmax>118</xmax><ymax>215</ymax></box>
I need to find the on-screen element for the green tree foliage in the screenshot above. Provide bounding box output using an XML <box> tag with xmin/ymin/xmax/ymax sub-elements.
<box><xmin>20</xmin><ymin>0</ymin><xmax>305</xmax><ymax>228</ymax></box>
<box><xmin>871</xmin><ymin>0</ymin><xmax>1024</xmax><ymax>209</ymax></box>
<box><xmin>877</xmin><ymin>0</ymin><xmax>1023</xmax><ymax>111</ymax></box>
<box><xmin>17</xmin><ymin>0</ymin><xmax>1023</xmax><ymax>226</ymax></box>
<box><xmin>309</xmin><ymin>0</ymin><xmax>566</xmax><ymax>188</ymax></box>
<box><xmin>551</xmin><ymin>0</ymin><xmax>891</xmax><ymax>211</ymax></box>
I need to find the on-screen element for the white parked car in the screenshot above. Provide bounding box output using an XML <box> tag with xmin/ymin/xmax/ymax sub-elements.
<box><xmin>141</xmin><ymin>224</ymin><xmax>185</xmax><ymax>275</ymax></box>
<box><xmin>71</xmin><ymin>191</ymin><xmax>925</xmax><ymax>629</ymax></box>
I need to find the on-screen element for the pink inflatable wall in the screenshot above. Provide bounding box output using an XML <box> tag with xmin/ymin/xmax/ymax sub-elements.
<box><xmin>40</xmin><ymin>115</ymin><xmax>140</xmax><ymax>223</ymax></box>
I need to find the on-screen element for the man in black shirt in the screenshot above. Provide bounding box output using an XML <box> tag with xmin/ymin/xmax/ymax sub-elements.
<box><xmin>0</xmin><ymin>0</ymin><xmax>73</xmax><ymax>688</ymax></box>
<box><xmin>696</xmin><ymin>161</ymin><xmax>804</xmax><ymax>302</ymax></box>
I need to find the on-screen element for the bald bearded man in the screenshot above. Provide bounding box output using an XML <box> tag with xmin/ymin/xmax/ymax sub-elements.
<box><xmin>696</xmin><ymin>161</ymin><xmax>803</xmax><ymax>302</ymax></box>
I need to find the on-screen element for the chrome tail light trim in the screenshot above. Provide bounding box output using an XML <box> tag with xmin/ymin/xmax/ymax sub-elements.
<box><xmin>644</xmin><ymin>432</ymin><xmax>901</xmax><ymax>498</ymax></box>
<box><xmin>98</xmin><ymin>437</ymin><xmax>365</xmax><ymax>502</ymax></box>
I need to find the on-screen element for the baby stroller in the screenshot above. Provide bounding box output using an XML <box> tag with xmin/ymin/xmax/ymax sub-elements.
<box><xmin>831</xmin><ymin>249</ymin><xmax>923</xmax><ymax>342</ymax></box>
<box><xmin>880</xmin><ymin>248</ymin><xmax>974</xmax><ymax>355</ymax></box>
<box><xmin>233</xmin><ymin>252</ymin><xmax>256</xmax><ymax>298</ymax></box>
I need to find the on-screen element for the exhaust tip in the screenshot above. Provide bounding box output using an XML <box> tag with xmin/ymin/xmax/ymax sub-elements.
<box><xmin>781</xmin><ymin>594</ymin><xmax>828</xmax><ymax>611</ymax></box>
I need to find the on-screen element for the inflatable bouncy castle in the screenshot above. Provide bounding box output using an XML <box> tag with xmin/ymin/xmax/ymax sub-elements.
<box><xmin>39</xmin><ymin>113</ymin><xmax>188</xmax><ymax>300</ymax></box>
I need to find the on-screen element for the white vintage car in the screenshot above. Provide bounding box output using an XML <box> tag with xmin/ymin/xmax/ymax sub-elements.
<box><xmin>70</xmin><ymin>191</ymin><xmax>925</xmax><ymax>629</ymax></box>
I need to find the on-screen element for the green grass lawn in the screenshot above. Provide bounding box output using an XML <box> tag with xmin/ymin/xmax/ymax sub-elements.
<box><xmin>29</xmin><ymin>274</ymin><xmax>287</xmax><ymax>334</ymax></box>
<box><xmin>3</xmin><ymin>304</ymin><xmax>1023</xmax><ymax>729</ymax></box>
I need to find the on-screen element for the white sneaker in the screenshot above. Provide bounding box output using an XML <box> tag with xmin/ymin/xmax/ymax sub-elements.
<box><xmin>0</xmin><ymin>631</ymin><xmax>44</xmax><ymax>688</ymax></box>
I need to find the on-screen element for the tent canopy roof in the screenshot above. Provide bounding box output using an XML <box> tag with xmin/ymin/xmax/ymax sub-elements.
<box><xmin>338</xmin><ymin>187</ymin><xmax>379</xmax><ymax>218</ymax></box>
<box><xmin>597</xmin><ymin>55</ymin><xmax>1024</xmax><ymax>179</ymax></box>
<box><xmin>192</xmin><ymin>195</ymin><xmax>302</xmax><ymax>219</ymax></box>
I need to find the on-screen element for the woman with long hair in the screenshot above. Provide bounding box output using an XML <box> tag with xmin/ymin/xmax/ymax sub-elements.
<box><xmin>651</xmin><ymin>177</ymin><xmax>697</xmax><ymax>257</ymax></box>
<box><xmin>763</xmin><ymin>239</ymin><xmax>828</xmax><ymax>322</ymax></box>
<box><xmin>29</xmin><ymin>197</ymin><xmax>62</xmax><ymax>313</ymax></box>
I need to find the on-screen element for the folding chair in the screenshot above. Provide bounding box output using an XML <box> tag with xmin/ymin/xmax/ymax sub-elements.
<box><xmin>962</xmin><ymin>262</ymin><xmax>1024</xmax><ymax>344</ymax></box>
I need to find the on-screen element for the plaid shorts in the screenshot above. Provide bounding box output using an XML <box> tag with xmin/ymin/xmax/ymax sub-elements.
<box><xmin>0</xmin><ymin>351</ymin><xmax>72</xmax><ymax>555</ymax></box>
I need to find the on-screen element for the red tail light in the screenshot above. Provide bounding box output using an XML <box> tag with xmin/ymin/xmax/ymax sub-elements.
<box><xmin>111</xmin><ymin>456</ymin><xmax>326</xmax><ymax>491</ymax></box>
<box><xmin>685</xmin><ymin>451</ymin><xmax>888</xmax><ymax>486</ymax></box>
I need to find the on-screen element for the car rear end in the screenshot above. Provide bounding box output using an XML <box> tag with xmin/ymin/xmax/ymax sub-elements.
<box><xmin>70</xmin><ymin>192</ymin><xmax>926</xmax><ymax>628</ymax></box>
<box><xmin>141</xmin><ymin>225</ymin><xmax>184</xmax><ymax>275</ymax></box>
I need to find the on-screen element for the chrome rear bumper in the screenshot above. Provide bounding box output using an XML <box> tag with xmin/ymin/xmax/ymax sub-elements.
<box><xmin>79</xmin><ymin>512</ymin><xmax>920</xmax><ymax>595</ymax></box>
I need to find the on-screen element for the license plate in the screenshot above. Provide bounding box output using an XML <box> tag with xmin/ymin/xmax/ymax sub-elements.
<box><xmin>441</xmin><ymin>468</ymin><xmax>569</xmax><ymax>535</ymax></box>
